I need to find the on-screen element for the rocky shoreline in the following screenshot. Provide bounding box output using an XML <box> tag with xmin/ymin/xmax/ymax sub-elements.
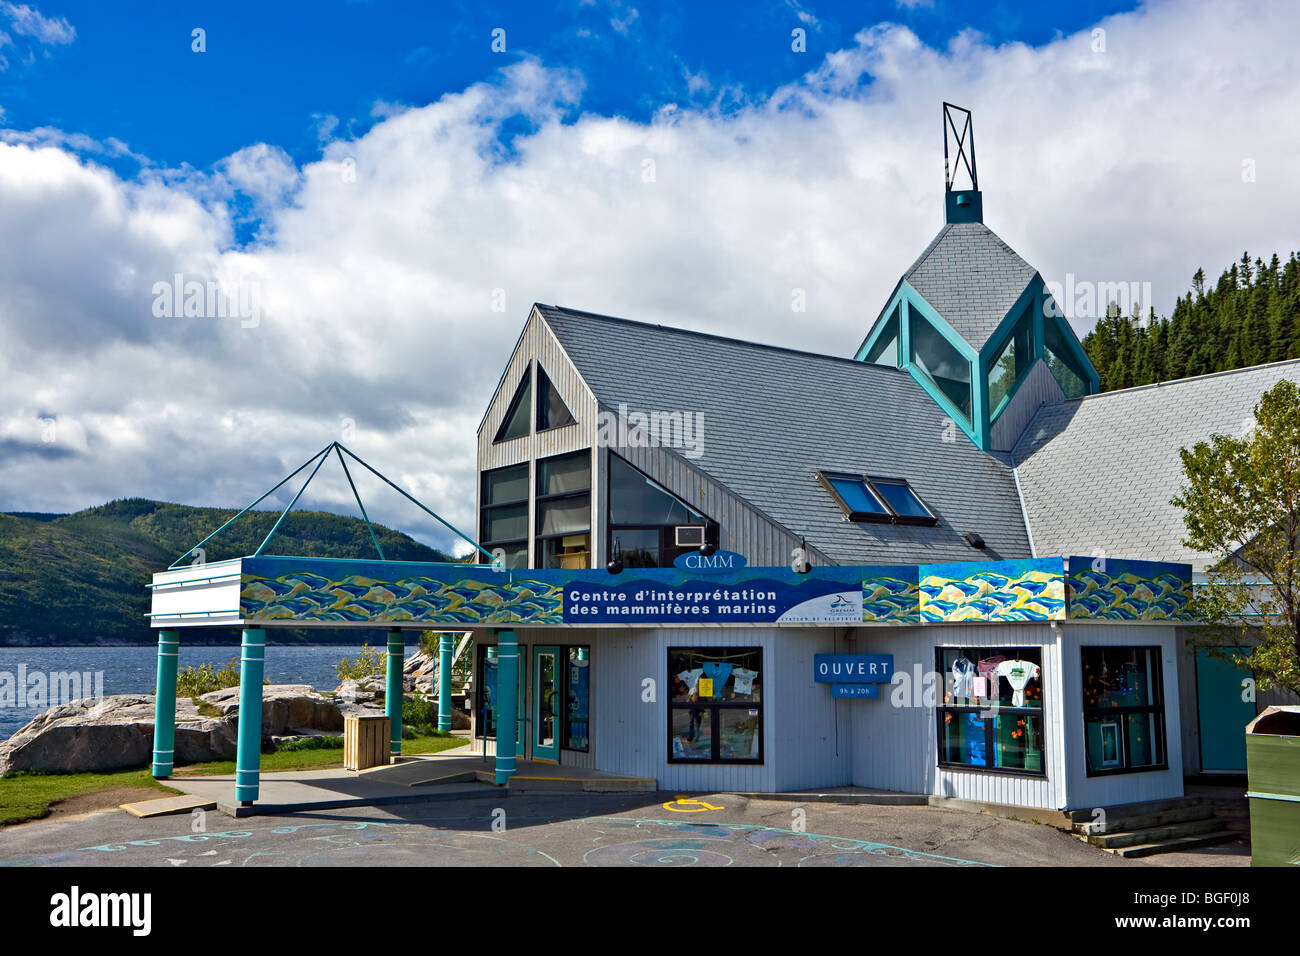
<box><xmin>0</xmin><ymin>649</ymin><xmax>469</xmax><ymax>775</ymax></box>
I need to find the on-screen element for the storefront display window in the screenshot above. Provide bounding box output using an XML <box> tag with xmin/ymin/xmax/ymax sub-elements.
<box><xmin>937</xmin><ymin>647</ymin><xmax>1045</xmax><ymax>775</ymax></box>
<box><xmin>1082</xmin><ymin>646</ymin><xmax>1167</xmax><ymax>775</ymax></box>
<box><xmin>668</xmin><ymin>647</ymin><xmax>762</xmax><ymax>763</ymax></box>
<box><xmin>564</xmin><ymin>646</ymin><xmax>590</xmax><ymax>751</ymax></box>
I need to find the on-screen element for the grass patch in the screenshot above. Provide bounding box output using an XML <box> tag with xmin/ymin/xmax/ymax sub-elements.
<box><xmin>274</xmin><ymin>735</ymin><xmax>344</xmax><ymax>752</ymax></box>
<box><xmin>0</xmin><ymin>768</ymin><xmax>178</xmax><ymax>827</ymax></box>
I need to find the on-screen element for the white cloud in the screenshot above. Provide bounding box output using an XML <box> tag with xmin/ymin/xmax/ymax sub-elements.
<box><xmin>0</xmin><ymin>2</ymin><xmax>74</xmax><ymax>45</ymax></box>
<box><xmin>1</xmin><ymin>0</ymin><xmax>1297</xmax><ymax>551</ymax></box>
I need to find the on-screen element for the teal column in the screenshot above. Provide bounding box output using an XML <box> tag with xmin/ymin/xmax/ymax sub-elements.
<box><xmin>234</xmin><ymin>628</ymin><xmax>266</xmax><ymax>803</ymax></box>
<box><xmin>438</xmin><ymin>633</ymin><xmax>454</xmax><ymax>732</ymax></box>
<box><xmin>151</xmin><ymin>629</ymin><xmax>179</xmax><ymax>778</ymax></box>
<box><xmin>386</xmin><ymin>628</ymin><xmax>404</xmax><ymax>760</ymax></box>
<box><xmin>494</xmin><ymin>630</ymin><xmax>518</xmax><ymax>785</ymax></box>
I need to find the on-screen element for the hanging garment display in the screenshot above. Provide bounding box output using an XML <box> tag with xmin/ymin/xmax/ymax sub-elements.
<box><xmin>732</xmin><ymin>667</ymin><xmax>758</xmax><ymax>696</ymax></box>
<box><xmin>951</xmin><ymin>657</ymin><xmax>976</xmax><ymax>698</ymax></box>
<box><xmin>995</xmin><ymin>659</ymin><xmax>1041</xmax><ymax>707</ymax></box>
<box><xmin>702</xmin><ymin>661</ymin><xmax>734</xmax><ymax>697</ymax></box>
<box><xmin>676</xmin><ymin>667</ymin><xmax>704</xmax><ymax>697</ymax></box>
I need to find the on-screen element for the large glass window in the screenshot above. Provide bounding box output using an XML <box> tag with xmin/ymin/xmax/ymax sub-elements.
<box><xmin>937</xmin><ymin>647</ymin><xmax>1044</xmax><ymax>775</ymax></box>
<box><xmin>536</xmin><ymin>450</ymin><xmax>591</xmax><ymax>570</ymax></box>
<box><xmin>607</xmin><ymin>453</ymin><xmax>712</xmax><ymax>568</ymax></box>
<box><xmin>864</xmin><ymin>305</ymin><xmax>900</xmax><ymax>366</ymax></box>
<box><xmin>480</xmin><ymin>463</ymin><xmax>529</xmax><ymax>568</ymax></box>
<box><xmin>537</xmin><ymin>365</ymin><xmax>576</xmax><ymax>431</ymax></box>
<box><xmin>987</xmin><ymin>304</ymin><xmax>1034</xmax><ymax>418</ymax></box>
<box><xmin>1044</xmin><ymin>318</ymin><xmax>1092</xmax><ymax>400</ymax></box>
<box><xmin>669</xmin><ymin>647</ymin><xmax>762</xmax><ymax>763</ymax></box>
<box><xmin>1082</xmin><ymin>646</ymin><xmax>1167</xmax><ymax>775</ymax></box>
<box><xmin>493</xmin><ymin>368</ymin><xmax>532</xmax><ymax>443</ymax></box>
<box><xmin>609</xmin><ymin>454</ymin><xmax>704</xmax><ymax>526</ymax></box>
<box><xmin>910</xmin><ymin>311</ymin><xmax>972</xmax><ymax>419</ymax></box>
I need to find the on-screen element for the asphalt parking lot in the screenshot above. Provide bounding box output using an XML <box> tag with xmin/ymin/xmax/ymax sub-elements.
<box><xmin>0</xmin><ymin>791</ymin><xmax>1250</xmax><ymax>867</ymax></box>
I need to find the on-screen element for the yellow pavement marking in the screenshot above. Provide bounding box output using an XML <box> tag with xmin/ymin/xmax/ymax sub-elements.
<box><xmin>663</xmin><ymin>797</ymin><xmax>725</xmax><ymax>813</ymax></box>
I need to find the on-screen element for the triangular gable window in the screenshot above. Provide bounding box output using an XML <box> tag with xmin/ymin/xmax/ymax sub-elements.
<box><xmin>537</xmin><ymin>365</ymin><xmax>576</xmax><ymax>430</ymax></box>
<box><xmin>493</xmin><ymin>367</ymin><xmax>532</xmax><ymax>443</ymax></box>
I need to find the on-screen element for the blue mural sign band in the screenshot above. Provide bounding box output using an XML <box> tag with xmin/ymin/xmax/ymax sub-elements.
<box><xmin>832</xmin><ymin>684</ymin><xmax>880</xmax><ymax>699</ymax></box>
<box><xmin>814</xmin><ymin>654</ymin><xmax>895</xmax><ymax>683</ymax></box>
<box><xmin>228</xmin><ymin>555</ymin><xmax>1195</xmax><ymax>628</ymax></box>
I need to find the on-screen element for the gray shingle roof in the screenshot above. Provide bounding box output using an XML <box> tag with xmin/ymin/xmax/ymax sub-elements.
<box><xmin>903</xmin><ymin>222</ymin><xmax>1038</xmax><ymax>352</ymax></box>
<box><xmin>538</xmin><ymin>304</ymin><xmax>1033</xmax><ymax>566</ymax></box>
<box><xmin>1013</xmin><ymin>360</ymin><xmax>1300</xmax><ymax>571</ymax></box>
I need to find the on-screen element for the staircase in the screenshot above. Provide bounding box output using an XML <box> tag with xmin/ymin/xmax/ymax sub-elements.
<box><xmin>1067</xmin><ymin>797</ymin><xmax>1240</xmax><ymax>858</ymax></box>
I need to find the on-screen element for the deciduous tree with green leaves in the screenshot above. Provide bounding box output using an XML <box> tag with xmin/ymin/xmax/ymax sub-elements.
<box><xmin>1171</xmin><ymin>378</ymin><xmax>1300</xmax><ymax>694</ymax></box>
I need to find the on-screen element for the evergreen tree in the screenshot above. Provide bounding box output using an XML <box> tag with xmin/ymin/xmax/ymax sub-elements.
<box><xmin>1082</xmin><ymin>248</ymin><xmax>1300</xmax><ymax>391</ymax></box>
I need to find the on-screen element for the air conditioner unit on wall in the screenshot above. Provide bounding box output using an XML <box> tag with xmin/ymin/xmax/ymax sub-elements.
<box><xmin>674</xmin><ymin>525</ymin><xmax>706</xmax><ymax>547</ymax></box>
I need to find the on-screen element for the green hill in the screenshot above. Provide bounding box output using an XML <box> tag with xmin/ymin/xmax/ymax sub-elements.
<box><xmin>0</xmin><ymin>499</ymin><xmax>456</xmax><ymax>645</ymax></box>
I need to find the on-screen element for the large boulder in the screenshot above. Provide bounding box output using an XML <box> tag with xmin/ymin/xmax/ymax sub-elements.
<box><xmin>198</xmin><ymin>684</ymin><xmax>344</xmax><ymax>736</ymax></box>
<box><xmin>0</xmin><ymin>684</ymin><xmax>350</xmax><ymax>775</ymax></box>
<box><xmin>0</xmin><ymin>695</ymin><xmax>236</xmax><ymax>775</ymax></box>
<box><xmin>404</xmin><ymin>648</ymin><xmax>437</xmax><ymax>693</ymax></box>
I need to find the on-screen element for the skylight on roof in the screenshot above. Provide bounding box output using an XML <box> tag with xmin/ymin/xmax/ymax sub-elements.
<box><xmin>826</xmin><ymin>476</ymin><xmax>888</xmax><ymax>516</ymax></box>
<box><xmin>818</xmin><ymin>472</ymin><xmax>937</xmax><ymax>526</ymax></box>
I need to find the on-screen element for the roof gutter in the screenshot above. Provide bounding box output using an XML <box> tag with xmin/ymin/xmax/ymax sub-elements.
<box><xmin>1009</xmin><ymin>453</ymin><xmax>1037</xmax><ymax>559</ymax></box>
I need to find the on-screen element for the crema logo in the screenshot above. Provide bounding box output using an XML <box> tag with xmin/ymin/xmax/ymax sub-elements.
<box><xmin>49</xmin><ymin>886</ymin><xmax>152</xmax><ymax>936</ymax></box>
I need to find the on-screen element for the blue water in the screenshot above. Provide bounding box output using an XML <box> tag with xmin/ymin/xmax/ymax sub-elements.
<box><xmin>0</xmin><ymin>645</ymin><xmax>380</xmax><ymax>742</ymax></box>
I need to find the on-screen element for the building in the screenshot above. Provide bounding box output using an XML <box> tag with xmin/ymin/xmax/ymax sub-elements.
<box><xmin>466</xmin><ymin>106</ymin><xmax>1300</xmax><ymax>808</ymax></box>
<box><xmin>148</xmin><ymin>106</ymin><xmax>1298</xmax><ymax>817</ymax></box>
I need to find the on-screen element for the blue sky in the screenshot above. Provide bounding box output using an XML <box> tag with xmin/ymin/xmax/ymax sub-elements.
<box><xmin>1</xmin><ymin>0</ymin><xmax>1296</xmax><ymax>550</ymax></box>
<box><xmin>8</xmin><ymin>1</ymin><xmax>1140</xmax><ymax>176</ymax></box>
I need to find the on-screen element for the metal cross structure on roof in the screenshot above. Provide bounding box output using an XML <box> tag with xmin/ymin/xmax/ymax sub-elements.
<box><xmin>942</xmin><ymin>102</ymin><xmax>978</xmax><ymax>193</ymax></box>
<box><xmin>167</xmin><ymin>440</ymin><xmax>495</xmax><ymax>569</ymax></box>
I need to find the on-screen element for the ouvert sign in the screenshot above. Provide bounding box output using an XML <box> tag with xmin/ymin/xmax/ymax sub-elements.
<box><xmin>813</xmin><ymin>654</ymin><xmax>895</xmax><ymax>683</ymax></box>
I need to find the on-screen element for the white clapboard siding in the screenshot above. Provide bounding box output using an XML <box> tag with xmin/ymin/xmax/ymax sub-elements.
<box><xmin>992</xmin><ymin>358</ymin><xmax>1066</xmax><ymax>452</ymax></box>
<box><xmin>1058</xmin><ymin>622</ymin><xmax>1184</xmax><ymax>810</ymax></box>
<box><xmin>477</xmin><ymin>307</ymin><xmax>834</xmax><ymax>571</ymax></box>
<box><xmin>478</xmin><ymin>310</ymin><xmax>600</xmax><ymax>565</ymax></box>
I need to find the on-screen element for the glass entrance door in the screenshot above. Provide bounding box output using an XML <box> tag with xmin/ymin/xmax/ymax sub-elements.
<box><xmin>532</xmin><ymin>645</ymin><xmax>561</xmax><ymax>763</ymax></box>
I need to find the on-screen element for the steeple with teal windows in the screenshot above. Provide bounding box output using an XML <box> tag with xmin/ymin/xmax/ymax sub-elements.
<box><xmin>855</xmin><ymin>103</ymin><xmax>1100</xmax><ymax>452</ymax></box>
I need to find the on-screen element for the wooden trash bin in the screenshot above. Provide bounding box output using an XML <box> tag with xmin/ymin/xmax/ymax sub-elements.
<box><xmin>344</xmin><ymin>714</ymin><xmax>391</xmax><ymax>771</ymax></box>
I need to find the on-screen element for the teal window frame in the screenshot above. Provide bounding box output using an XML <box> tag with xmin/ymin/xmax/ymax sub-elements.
<box><xmin>1042</xmin><ymin>313</ymin><xmax>1097</xmax><ymax>400</ymax></box>
<box><xmin>985</xmin><ymin>300</ymin><xmax>1036</xmax><ymax>422</ymax></box>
